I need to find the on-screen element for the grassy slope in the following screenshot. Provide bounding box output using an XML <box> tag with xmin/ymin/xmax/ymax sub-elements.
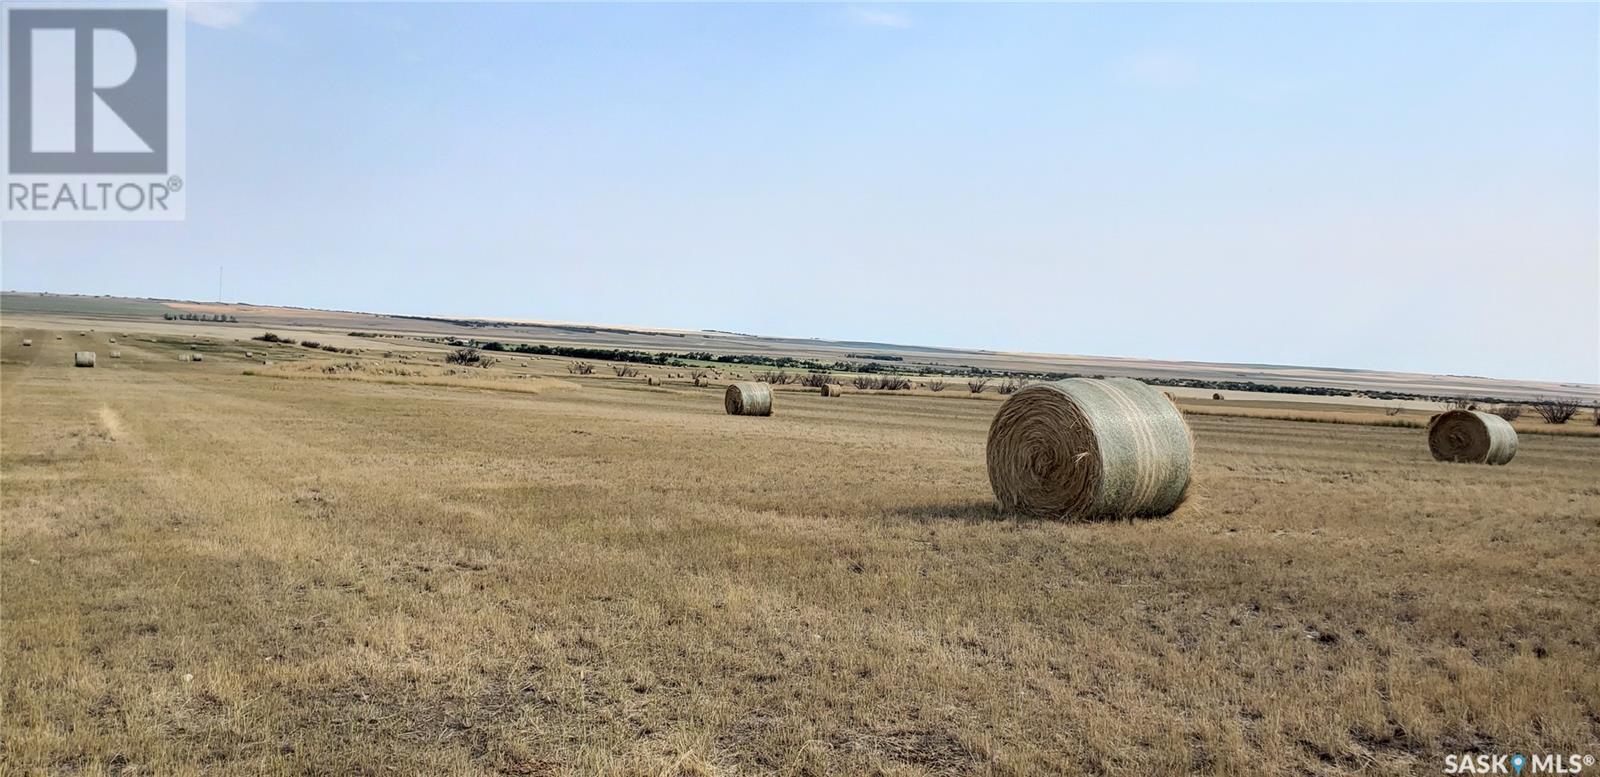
<box><xmin>3</xmin><ymin>326</ymin><xmax>1598</xmax><ymax>775</ymax></box>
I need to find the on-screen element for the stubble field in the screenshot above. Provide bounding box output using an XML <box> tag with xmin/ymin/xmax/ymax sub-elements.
<box><xmin>3</xmin><ymin>325</ymin><xmax>1598</xmax><ymax>775</ymax></box>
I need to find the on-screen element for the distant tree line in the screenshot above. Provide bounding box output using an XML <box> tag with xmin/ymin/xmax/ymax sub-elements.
<box><xmin>406</xmin><ymin>335</ymin><xmax>1557</xmax><ymax>406</ymax></box>
<box><xmin>252</xmin><ymin>331</ymin><xmax>356</xmax><ymax>354</ymax></box>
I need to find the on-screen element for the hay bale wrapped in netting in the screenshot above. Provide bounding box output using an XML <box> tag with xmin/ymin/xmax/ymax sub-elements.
<box><xmin>986</xmin><ymin>377</ymin><xmax>1193</xmax><ymax>520</ymax></box>
<box><xmin>74</xmin><ymin>351</ymin><xmax>97</xmax><ymax>368</ymax></box>
<box><xmin>1428</xmin><ymin>410</ymin><xmax>1516</xmax><ymax>465</ymax></box>
<box><xmin>821</xmin><ymin>383</ymin><xmax>845</xmax><ymax>397</ymax></box>
<box><xmin>724</xmin><ymin>382</ymin><xmax>773</xmax><ymax>416</ymax></box>
<box><xmin>21</xmin><ymin>339</ymin><xmax>32</xmax><ymax>346</ymax></box>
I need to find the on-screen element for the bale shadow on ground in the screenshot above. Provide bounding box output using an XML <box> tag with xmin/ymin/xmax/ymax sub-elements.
<box><xmin>885</xmin><ymin>499</ymin><xmax>1179</xmax><ymax>526</ymax></box>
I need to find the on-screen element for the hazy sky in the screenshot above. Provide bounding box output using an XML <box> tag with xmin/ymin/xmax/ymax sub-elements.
<box><xmin>3</xmin><ymin>2</ymin><xmax>1596</xmax><ymax>383</ymax></box>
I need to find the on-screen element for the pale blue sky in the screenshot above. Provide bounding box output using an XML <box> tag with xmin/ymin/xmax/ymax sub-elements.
<box><xmin>3</xmin><ymin>2</ymin><xmax>1596</xmax><ymax>383</ymax></box>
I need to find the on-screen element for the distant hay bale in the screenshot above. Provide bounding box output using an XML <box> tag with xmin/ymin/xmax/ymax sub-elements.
<box><xmin>73</xmin><ymin>351</ymin><xmax>96</xmax><ymax>368</ymax></box>
<box><xmin>55</xmin><ymin>335</ymin><xmax>63</xmax><ymax>340</ymax></box>
<box><xmin>1212</xmin><ymin>392</ymin><xmax>1223</xmax><ymax>401</ymax></box>
<box><xmin>1428</xmin><ymin>410</ymin><xmax>1517</xmax><ymax>465</ymax></box>
<box><xmin>647</xmin><ymin>376</ymin><xmax>661</xmax><ymax>386</ymax></box>
<box><xmin>110</xmin><ymin>351</ymin><xmax>122</xmax><ymax>358</ymax></box>
<box><xmin>192</xmin><ymin>354</ymin><xmax>204</xmax><ymax>362</ymax></box>
<box><xmin>821</xmin><ymin>383</ymin><xmax>844</xmax><ymax>397</ymax></box>
<box><xmin>108</xmin><ymin>338</ymin><xmax>116</xmax><ymax>344</ymax></box>
<box><xmin>178</xmin><ymin>354</ymin><xmax>190</xmax><ymax>361</ymax></box>
<box><xmin>21</xmin><ymin>339</ymin><xmax>32</xmax><ymax>346</ymax></box>
<box><xmin>986</xmin><ymin>377</ymin><xmax>1193</xmax><ymax>520</ymax></box>
<box><xmin>724</xmin><ymin>382</ymin><xmax>773</xmax><ymax>416</ymax></box>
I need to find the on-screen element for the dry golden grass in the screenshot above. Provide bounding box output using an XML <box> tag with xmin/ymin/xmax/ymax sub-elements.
<box><xmin>3</xmin><ymin>325</ymin><xmax>1598</xmax><ymax>776</ymax></box>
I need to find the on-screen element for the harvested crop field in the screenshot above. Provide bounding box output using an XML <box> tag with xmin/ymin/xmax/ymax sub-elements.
<box><xmin>3</xmin><ymin>325</ymin><xmax>1598</xmax><ymax>775</ymax></box>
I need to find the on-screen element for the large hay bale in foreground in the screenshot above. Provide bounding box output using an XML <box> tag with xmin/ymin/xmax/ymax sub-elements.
<box><xmin>986</xmin><ymin>377</ymin><xmax>1193</xmax><ymax>520</ymax></box>
<box><xmin>1428</xmin><ymin>410</ymin><xmax>1516</xmax><ymax>465</ymax></box>
<box><xmin>821</xmin><ymin>383</ymin><xmax>844</xmax><ymax>397</ymax></box>
<box><xmin>724</xmin><ymin>382</ymin><xmax>773</xmax><ymax>416</ymax></box>
<box><xmin>73</xmin><ymin>352</ymin><xmax>96</xmax><ymax>368</ymax></box>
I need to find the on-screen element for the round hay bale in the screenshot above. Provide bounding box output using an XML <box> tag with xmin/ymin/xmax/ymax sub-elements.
<box><xmin>1428</xmin><ymin>409</ymin><xmax>1516</xmax><ymax>465</ymax></box>
<box><xmin>73</xmin><ymin>351</ymin><xmax>96</xmax><ymax>368</ymax></box>
<box><xmin>821</xmin><ymin>383</ymin><xmax>845</xmax><ymax>397</ymax></box>
<box><xmin>986</xmin><ymin>377</ymin><xmax>1193</xmax><ymax>520</ymax></box>
<box><xmin>724</xmin><ymin>382</ymin><xmax>773</xmax><ymax>416</ymax></box>
<box><xmin>108</xmin><ymin>338</ymin><xmax>116</xmax><ymax>344</ymax></box>
<box><xmin>55</xmin><ymin>335</ymin><xmax>63</xmax><ymax>340</ymax></box>
<box><xmin>21</xmin><ymin>339</ymin><xmax>32</xmax><ymax>346</ymax></box>
<box><xmin>192</xmin><ymin>354</ymin><xmax>204</xmax><ymax>362</ymax></box>
<box><xmin>110</xmin><ymin>351</ymin><xmax>122</xmax><ymax>359</ymax></box>
<box><xmin>646</xmin><ymin>376</ymin><xmax>661</xmax><ymax>386</ymax></box>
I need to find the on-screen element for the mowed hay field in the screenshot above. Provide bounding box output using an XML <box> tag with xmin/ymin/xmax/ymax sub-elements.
<box><xmin>3</xmin><ymin>326</ymin><xmax>1598</xmax><ymax>776</ymax></box>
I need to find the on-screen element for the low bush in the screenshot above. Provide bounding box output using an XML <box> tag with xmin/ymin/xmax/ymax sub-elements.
<box><xmin>446</xmin><ymin>347</ymin><xmax>496</xmax><ymax>367</ymax></box>
<box><xmin>1531</xmin><ymin>397</ymin><xmax>1581</xmax><ymax>424</ymax></box>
